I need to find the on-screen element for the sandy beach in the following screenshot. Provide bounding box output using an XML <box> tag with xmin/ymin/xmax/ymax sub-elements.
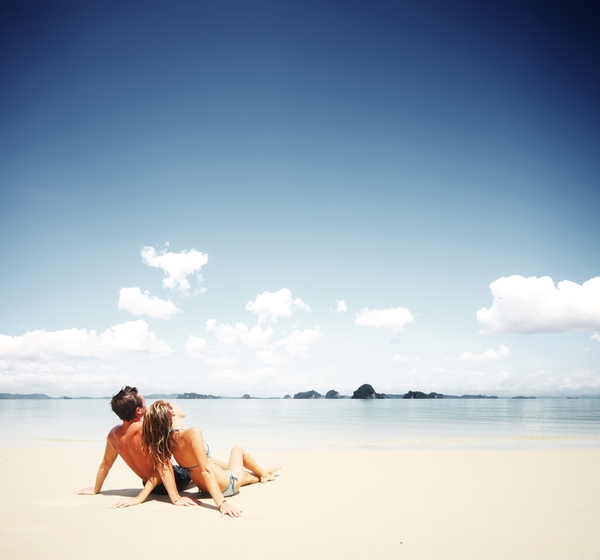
<box><xmin>1</xmin><ymin>446</ymin><xmax>598</xmax><ymax>559</ymax></box>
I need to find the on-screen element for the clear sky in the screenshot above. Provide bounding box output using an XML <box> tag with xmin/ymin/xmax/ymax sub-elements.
<box><xmin>1</xmin><ymin>0</ymin><xmax>599</xmax><ymax>398</ymax></box>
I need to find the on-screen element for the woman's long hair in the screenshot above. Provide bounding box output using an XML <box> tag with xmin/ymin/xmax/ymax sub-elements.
<box><xmin>142</xmin><ymin>400</ymin><xmax>176</xmax><ymax>470</ymax></box>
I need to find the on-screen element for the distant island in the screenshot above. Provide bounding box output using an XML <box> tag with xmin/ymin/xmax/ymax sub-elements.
<box><xmin>1</xmin><ymin>389</ymin><xmax>594</xmax><ymax>400</ymax></box>
<box><xmin>0</xmin><ymin>393</ymin><xmax>54</xmax><ymax>399</ymax></box>
<box><xmin>177</xmin><ymin>392</ymin><xmax>221</xmax><ymax>399</ymax></box>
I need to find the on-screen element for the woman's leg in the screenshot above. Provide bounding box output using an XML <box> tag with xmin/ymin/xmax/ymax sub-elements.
<box><xmin>227</xmin><ymin>445</ymin><xmax>283</xmax><ymax>489</ymax></box>
<box><xmin>208</xmin><ymin>457</ymin><xmax>228</xmax><ymax>470</ymax></box>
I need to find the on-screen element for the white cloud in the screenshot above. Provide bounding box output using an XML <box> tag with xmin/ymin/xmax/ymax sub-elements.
<box><xmin>198</xmin><ymin>318</ymin><xmax>321</xmax><ymax>364</ymax></box>
<box><xmin>141</xmin><ymin>245</ymin><xmax>208</xmax><ymax>294</ymax></box>
<box><xmin>0</xmin><ymin>320</ymin><xmax>172</xmax><ymax>360</ymax></box>
<box><xmin>393</xmin><ymin>354</ymin><xmax>419</xmax><ymax>362</ymax></box>
<box><xmin>335</xmin><ymin>300</ymin><xmax>347</xmax><ymax>313</ymax></box>
<box><xmin>592</xmin><ymin>333</ymin><xmax>600</xmax><ymax>342</ymax></box>
<box><xmin>205</xmin><ymin>320</ymin><xmax>275</xmax><ymax>349</ymax></box>
<box><xmin>477</xmin><ymin>275</ymin><xmax>600</xmax><ymax>334</ymax></box>
<box><xmin>278</xmin><ymin>327</ymin><xmax>324</xmax><ymax>358</ymax></box>
<box><xmin>245</xmin><ymin>289</ymin><xmax>310</xmax><ymax>324</ymax></box>
<box><xmin>0</xmin><ymin>360</ymin><xmax>76</xmax><ymax>373</ymax></box>
<box><xmin>355</xmin><ymin>306</ymin><xmax>415</xmax><ymax>334</ymax></box>
<box><xmin>458</xmin><ymin>345</ymin><xmax>511</xmax><ymax>362</ymax></box>
<box><xmin>243</xmin><ymin>325</ymin><xmax>275</xmax><ymax>349</ymax></box>
<box><xmin>208</xmin><ymin>367</ymin><xmax>280</xmax><ymax>386</ymax></box>
<box><xmin>256</xmin><ymin>350</ymin><xmax>288</xmax><ymax>365</ymax></box>
<box><xmin>184</xmin><ymin>335</ymin><xmax>208</xmax><ymax>358</ymax></box>
<box><xmin>206</xmin><ymin>320</ymin><xmax>248</xmax><ymax>347</ymax></box>
<box><xmin>118</xmin><ymin>287</ymin><xmax>181</xmax><ymax>320</ymax></box>
<box><xmin>204</xmin><ymin>355</ymin><xmax>239</xmax><ymax>367</ymax></box>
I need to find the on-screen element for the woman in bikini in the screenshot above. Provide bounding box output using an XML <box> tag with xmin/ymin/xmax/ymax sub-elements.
<box><xmin>119</xmin><ymin>400</ymin><xmax>282</xmax><ymax>517</ymax></box>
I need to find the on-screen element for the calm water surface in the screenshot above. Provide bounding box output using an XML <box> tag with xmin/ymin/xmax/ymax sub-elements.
<box><xmin>0</xmin><ymin>398</ymin><xmax>598</xmax><ymax>450</ymax></box>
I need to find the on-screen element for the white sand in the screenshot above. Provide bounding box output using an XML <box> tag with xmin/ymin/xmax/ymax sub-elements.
<box><xmin>1</xmin><ymin>446</ymin><xmax>599</xmax><ymax>559</ymax></box>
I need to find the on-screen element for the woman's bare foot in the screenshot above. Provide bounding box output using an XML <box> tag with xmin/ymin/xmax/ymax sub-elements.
<box><xmin>260</xmin><ymin>462</ymin><xmax>283</xmax><ymax>482</ymax></box>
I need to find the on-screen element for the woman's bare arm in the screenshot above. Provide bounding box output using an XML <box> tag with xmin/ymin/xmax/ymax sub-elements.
<box><xmin>185</xmin><ymin>428</ymin><xmax>242</xmax><ymax>517</ymax></box>
<box><xmin>110</xmin><ymin>467</ymin><xmax>200</xmax><ymax>508</ymax></box>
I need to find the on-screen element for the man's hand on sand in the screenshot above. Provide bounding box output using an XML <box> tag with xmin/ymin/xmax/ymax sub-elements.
<box><xmin>74</xmin><ymin>487</ymin><xmax>97</xmax><ymax>495</ymax></box>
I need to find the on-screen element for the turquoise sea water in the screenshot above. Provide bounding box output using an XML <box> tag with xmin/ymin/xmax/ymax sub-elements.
<box><xmin>1</xmin><ymin>398</ymin><xmax>599</xmax><ymax>450</ymax></box>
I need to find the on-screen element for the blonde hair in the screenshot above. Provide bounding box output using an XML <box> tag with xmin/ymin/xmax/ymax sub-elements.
<box><xmin>142</xmin><ymin>400</ymin><xmax>176</xmax><ymax>470</ymax></box>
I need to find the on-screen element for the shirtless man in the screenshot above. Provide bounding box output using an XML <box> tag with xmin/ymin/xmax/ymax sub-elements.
<box><xmin>75</xmin><ymin>386</ymin><xmax>198</xmax><ymax>506</ymax></box>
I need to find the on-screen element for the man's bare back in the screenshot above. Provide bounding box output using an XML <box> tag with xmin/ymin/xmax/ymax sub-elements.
<box><xmin>107</xmin><ymin>421</ymin><xmax>154</xmax><ymax>481</ymax></box>
<box><xmin>75</xmin><ymin>391</ymin><xmax>151</xmax><ymax>495</ymax></box>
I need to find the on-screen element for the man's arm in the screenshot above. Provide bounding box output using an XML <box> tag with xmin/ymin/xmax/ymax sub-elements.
<box><xmin>75</xmin><ymin>439</ymin><xmax>118</xmax><ymax>495</ymax></box>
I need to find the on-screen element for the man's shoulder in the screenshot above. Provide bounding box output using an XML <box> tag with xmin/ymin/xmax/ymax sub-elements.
<box><xmin>108</xmin><ymin>420</ymin><xmax>142</xmax><ymax>440</ymax></box>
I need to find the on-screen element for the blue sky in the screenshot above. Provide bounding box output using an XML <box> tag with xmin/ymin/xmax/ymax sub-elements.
<box><xmin>1</xmin><ymin>1</ymin><xmax>599</xmax><ymax>397</ymax></box>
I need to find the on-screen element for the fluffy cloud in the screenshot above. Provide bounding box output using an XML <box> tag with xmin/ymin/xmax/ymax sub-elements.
<box><xmin>335</xmin><ymin>300</ymin><xmax>347</xmax><ymax>313</ymax></box>
<box><xmin>0</xmin><ymin>320</ymin><xmax>172</xmax><ymax>360</ymax></box>
<box><xmin>592</xmin><ymin>333</ymin><xmax>600</xmax><ymax>342</ymax></box>
<box><xmin>118</xmin><ymin>287</ymin><xmax>181</xmax><ymax>320</ymax></box>
<box><xmin>393</xmin><ymin>354</ymin><xmax>419</xmax><ymax>362</ymax></box>
<box><xmin>278</xmin><ymin>327</ymin><xmax>324</xmax><ymax>358</ymax></box>
<box><xmin>206</xmin><ymin>320</ymin><xmax>248</xmax><ymax>347</ymax></box>
<box><xmin>243</xmin><ymin>325</ymin><xmax>275</xmax><ymax>349</ymax></box>
<box><xmin>193</xmin><ymin>321</ymin><xmax>322</xmax><ymax>362</ymax></box>
<box><xmin>188</xmin><ymin>322</ymin><xmax>278</xmax><ymax>365</ymax></box>
<box><xmin>355</xmin><ymin>306</ymin><xmax>415</xmax><ymax>334</ymax></box>
<box><xmin>245</xmin><ymin>289</ymin><xmax>310</xmax><ymax>324</ymax></box>
<box><xmin>204</xmin><ymin>355</ymin><xmax>239</xmax><ymax>366</ymax></box>
<box><xmin>184</xmin><ymin>335</ymin><xmax>208</xmax><ymax>358</ymax></box>
<box><xmin>141</xmin><ymin>245</ymin><xmax>208</xmax><ymax>293</ymax></box>
<box><xmin>477</xmin><ymin>276</ymin><xmax>600</xmax><ymax>334</ymax></box>
<box><xmin>256</xmin><ymin>350</ymin><xmax>288</xmax><ymax>365</ymax></box>
<box><xmin>458</xmin><ymin>345</ymin><xmax>510</xmax><ymax>362</ymax></box>
<box><xmin>204</xmin><ymin>320</ymin><xmax>274</xmax><ymax>349</ymax></box>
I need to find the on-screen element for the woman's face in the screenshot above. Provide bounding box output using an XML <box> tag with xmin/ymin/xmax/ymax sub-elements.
<box><xmin>168</xmin><ymin>402</ymin><xmax>185</xmax><ymax>418</ymax></box>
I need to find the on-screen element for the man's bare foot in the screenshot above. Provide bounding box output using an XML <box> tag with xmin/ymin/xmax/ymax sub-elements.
<box><xmin>260</xmin><ymin>462</ymin><xmax>283</xmax><ymax>482</ymax></box>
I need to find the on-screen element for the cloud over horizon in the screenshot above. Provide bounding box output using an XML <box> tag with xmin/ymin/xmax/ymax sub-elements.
<box><xmin>0</xmin><ymin>320</ymin><xmax>172</xmax><ymax>361</ymax></box>
<box><xmin>457</xmin><ymin>345</ymin><xmax>511</xmax><ymax>362</ymax></box>
<box><xmin>393</xmin><ymin>354</ymin><xmax>419</xmax><ymax>362</ymax></box>
<box><xmin>477</xmin><ymin>276</ymin><xmax>600</xmax><ymax>334</ymax></box>
<box><xmin>186</xmin><ymin>317</ymin><xmax>322</xmax><ymax>366</ymax></box>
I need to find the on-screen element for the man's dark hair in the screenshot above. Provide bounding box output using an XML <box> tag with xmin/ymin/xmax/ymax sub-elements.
<box><xmin>111</xmin><ymin>386</ymin><xmax>143</xmax><ymax>421</ymax></box>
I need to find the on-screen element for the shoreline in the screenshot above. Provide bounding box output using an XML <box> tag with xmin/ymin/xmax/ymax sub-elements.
<box><xmin>1</xmin><ymin>446</ymin><xmax>598</xmax><ymax>559</ymax></box>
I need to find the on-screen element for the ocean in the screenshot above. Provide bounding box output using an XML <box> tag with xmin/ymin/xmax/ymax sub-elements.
<box><xmin>1</xmin><ymin>397</ymin><xmax>599</xmax><ymax>451</ymax></box>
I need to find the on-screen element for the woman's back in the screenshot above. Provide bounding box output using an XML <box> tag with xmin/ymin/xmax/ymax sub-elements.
<box><xmin>171</xmin><ymin>426</ymin><xmax>205</xmax><ymax>469</ymax></box>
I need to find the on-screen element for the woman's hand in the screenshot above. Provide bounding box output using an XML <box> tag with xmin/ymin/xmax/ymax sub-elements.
<box><xmin>110</xmin><ymin>497</ymin><xmax>143</xmax><ymax>509</ymax></box>
<box><xmin>218</xmin><ymin>499</ymin><xmax>242</xmax><ymax>518</ymax></box>
<box><xmin>174</xmin><ymin>495</ymin><xmax>202</xmax><ymax>507</ymax></box>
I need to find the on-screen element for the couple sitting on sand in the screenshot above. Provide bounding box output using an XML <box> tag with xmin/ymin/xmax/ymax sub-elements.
<box><xmin>76</xmin><ymin>386</ymin><xmax>281</xmax><ymax>517</ymax></box>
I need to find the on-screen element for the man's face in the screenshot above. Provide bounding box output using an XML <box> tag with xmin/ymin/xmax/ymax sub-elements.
<box><xmin>137</xmin><ymin>394</ymin><xmax>147</xmax><ymax>419</ymax></box>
